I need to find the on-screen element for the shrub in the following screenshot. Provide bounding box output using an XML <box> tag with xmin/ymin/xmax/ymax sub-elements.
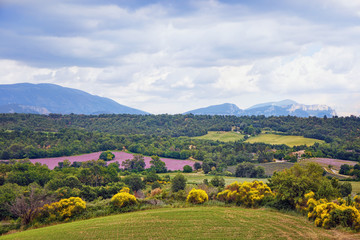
<box><xmin>235</xmin><ymin>162</ymin><xmax>265</xmax><ymax>178</ymax></box>
<box><xmin>124</xmin><ymin>174</ymin><xmax>145</xmax><ymax>192</ymax></box>
<box><xmin>171</xmin><ymin>174</ymin><xmax>187</xmax><ymax>192</ymax></box>
<box><xmin>110</xmin><ymin>190</ymin><xmax>137</xmax><ymax>208</ymax></box>
<box><xmin>268</xmin><ymin>163</ymin><xmax>340</xmax><ymax>209</ymax></box>
<box><xmin>41</xmin><ymin>197</ymin><xmax>86</xmax><ymax>222</ymax></box>
<box><xmin>217</xmin><ymin>181</ymin><xmax>274</xmax><ymax>208</ymax></box>
<box><xmin>150</xmin><ymin>188</ymin><xmax>163</xmax><ymax>198</ymax></box>
<box><xmin>99</xmin><ymin>151</ymin><xmax>115</xmax><ymax>161</ymax></box>
<box><xmin>193</xmin><ymin>162</ymin><xmax>202</xmax><ymax>171</ymax></box>
<box><xmin>186</xmin><ymin>188</ymin><xmax>208</xmax><ymax>204</ymax></box>
<box><xmin>151</xmin><ymin>181</ymin><xmax>161</xmax><ymax>190</ymax></box>
<box><xmin>210</xmin><ymin>176</ymin><xmax>225</xmax><ymax>188</ymax></box>
<box><xmin>183</xmin><ymin>165</ymin><xmax>192</xmax><ymax>173</ymax></box>
<box><xmin>304</xmin><ymin>192</ymin><xmax>360</xmax><ymax>231</ymax></box>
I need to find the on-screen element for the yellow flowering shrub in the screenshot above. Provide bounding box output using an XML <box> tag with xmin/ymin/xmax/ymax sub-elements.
<box><xmin>186</xmin><ymin>188</ymin><xmax>208</xmax><ymax>204</ymax></box>
<box><xmin>305</xmin><ymin>194</ymin><xmax>360</xmax><ymax>230</ymax></box>
<box><xmin>110</xmin><ymin>189</ymin><xmax>137</xmax><ymax>208</ymax></box>
<box><xmin>120</xmin><ymin>187</ymin><xmax>130</xmax><ymax>193</ymax></box>
<box><xmin>41</xmin><ymin>197</ymin><xmax>86</xmax><ymax>222</ymax></box>
<box><xmin>354</xmin><ymin>195</ymin><xmax>360</xmax><ymax>210</ymax></box>
<box><xmin>217</xmin><ymin>181</ymin><xmax>274</xmax><ymax>208</ymax></box>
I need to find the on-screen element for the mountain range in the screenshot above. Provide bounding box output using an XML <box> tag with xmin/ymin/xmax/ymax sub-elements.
<box><xmin>0</xmin><ymin>83</ymin><xmax>147</xmax><ymax>115</ymax></box>
<box><xmin>185</xmin><ymin>101</ymin><xmax>336</xmax><ymax>118</ymax></box>
<box><xmin>0</xmin><ymin>83</ymin><xmax>336</xmax><ymax>117</ymax></box>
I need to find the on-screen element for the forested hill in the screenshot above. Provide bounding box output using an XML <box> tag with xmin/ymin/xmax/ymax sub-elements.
<box><xmin>1</xmin><ymin>114</ymin><xmax>360</xmax><ymax>162</ymax></box>
<box><xmin>1</xmin><ymin>113</ymin><xmax>360</xmax><ymax>142</ymax></box>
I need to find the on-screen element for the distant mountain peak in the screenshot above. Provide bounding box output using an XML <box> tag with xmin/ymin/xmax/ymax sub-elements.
<box><xmin>184</xmin><ymin>103</ymin><xmax>243</xmax><ymax>116</ymax></box>
<box><xmin>185</xmin><ymin>100</ymin><xmax>336</xmax><ymax>117</ymax></box>
<box><xmin>0</xmin><ymin>83</ymin><xmax>148</xmax><ymax>115</ymax></box>
<box><xmin>248</xmin><ymin>99</ymin><xmax>297</xmax><ymax>109</ymax></box>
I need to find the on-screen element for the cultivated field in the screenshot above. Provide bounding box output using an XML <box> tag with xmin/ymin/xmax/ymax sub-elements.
<box><xmin>192</xmin><ymin>131</ymin><xmax>245</xmax><ymax>142</ymax></box>
<box><xmin>245</xmin><ymin>134</ymin><xmax>325</xmax><ymax>147</ymax></box>
<box><xmin>2</xmin><ymin>207</ymin><xmax>357</xmax><ymax>240</ymax></box>
<box><xmin>299</xmin><ymin>158</ymin><xmax>358</xmax><ymax>171</ymax></box>
<box><xmin>29</xmin><ymin>151</ymin><xmax>196</xmax><ymax>171</ymax></box>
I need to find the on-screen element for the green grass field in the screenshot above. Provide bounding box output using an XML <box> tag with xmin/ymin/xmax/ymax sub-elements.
<box><xmin>350</xmin><ymin>181</ymin><xmax>360</xmax><ymax>194</ymax></box>
<box><xmin>192</xmin><ymin>131</ymin><xmax>245</xmax><ymax>142</ymax></box>
<box><xmin>245</xmin><ymin>133</ymin><xmax>325</xmax><ymax>147</ymax></box>
<box><xmin>2</xmin><ymin>207</ymin><xmax>356</xmax><ymax>240</ymax></box>
<box><xmin>160</xmin><ymin>172</ymin><xmax>267</xmax><ymax>185</ymax></box>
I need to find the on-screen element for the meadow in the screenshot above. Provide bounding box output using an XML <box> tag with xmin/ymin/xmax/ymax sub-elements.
<box><xmin>192</xmin><ymin>131</ymin><xmax>245</xmax><ymax>142</ymax></box>
<box><xmin>159</xmin><ymin>172</ymin><xmax>268</xmax><ymax>185</ymax></box>
<box><xmin>2</xmin><ymin>207</ymin><xmax>357</xmax><ymax>240</ymax></box>
<box><xmin>245</xmin><ymin>133</ymin><xmax>325</xmax><ymax>147</ymax></box>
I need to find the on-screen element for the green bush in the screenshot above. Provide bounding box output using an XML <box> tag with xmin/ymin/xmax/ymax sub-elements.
<box><xmin>152</xmin><ymin>181</ymin><xmax>161</xmax><ymax>190</ymax></box>
<box><xmin>171</xmin><ymin>174</ymin><xmax>187</xmax><ymax>192</ymax></box>
<box><xmin>183</xmin><ymin>165</ymin><xmax>192</xmax><ymax>173</ymax></box>
<box><xmin>99</xmin><ymin>151</ymin><xmax>115</xmax><ymax>161</ymax></box>
<box><xmin>124</xmin><ymin>174</ymin><xmax>145</xmax><ymax>192</ymax></box>
<box><xmin>210</xmin><ymin>176</ymin><xmax>225</xmax><ymax>188</ymax></box>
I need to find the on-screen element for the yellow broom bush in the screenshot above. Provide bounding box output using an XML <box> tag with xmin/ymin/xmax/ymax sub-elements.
<box><xmin>41</xmin><ymin>197</ymin><xmax>86</xmax><ymax>222</ymax></box>
<box><xmin>305</xmin><ymin>192</ymin><xmax>360</xmax><ymax>230</ymax></box>
<box><xmin>110</xmin><ymin>188</ymin><xmax>137</xmax><ymax>208</ymax></box>
<box><xmin>217</xmin><ymin>181</ymin><xmax>274</xmax><ymax>207</ymax></box>
<box><xmin>186</xmin><ymin>188</ymin><xmax>208</xmax><ymax>204</ymax></box>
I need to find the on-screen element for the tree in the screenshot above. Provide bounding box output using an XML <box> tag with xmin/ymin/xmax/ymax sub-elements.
<box><xmin>124</xmin><ymin>174</ymin><xmax>145</xmax><ymax>192</ymax></box>
<box><xmin>202</xmin><ymin>162</ymin><xmax>210</xmax><ymax>174</ymax></box>
<box><xmin>210</xmin><ymin>176</ymin><xmax>225</xmax><ymax>188</ymax></box>
<box><xmin>0</xmin><ymin>183</ymin><xmax>23</xmax><ymax>219</ymax></box>
<box><xmin>122</xmin><ymin>154</ymin><xmax>146</xmax><ymax>172</ymax></box>
<box><xmin>99</xmin><ymin>151</ymin><xmax>115</xmax><ymax>161</ymax></box>
<box><xmin>235</xmin><ymin>162</ymin><xmax>264</xmax><ymax>178</ymax></box>
<box><xmin>171</xmin><ymin>173</ymin><xmax>187</xmax><ymax>192</ymax></box>
<box><xmin>149</xmin><ymin>155</ymin><xmax>167</xmax><ymax>173</ymax></box>
<box><xmin>183</xmin><ymin>165</ymin><xmax>192</xmax><ymax>173</ymax></box>
<box><xmin>9</xmin><ymin>184</ymin><xmax>53</xmax><ymax>225</ymax></box>
<box><xmin>339</xmin><ymin>164</ymin><xmax>351</xmax><ymax>175</ymax></box>
<box><xmin>268</xmin><ymin>163</ymin><xmax>338</xmax><ymax>209</ymax></box>
<box><xmin>193</xmin><ymin>162</ymin><xmax>202</xmax><ymax>171</ymax></box>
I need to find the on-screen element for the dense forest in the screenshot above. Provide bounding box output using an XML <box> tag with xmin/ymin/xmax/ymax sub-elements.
<box><xmin>0</xmin><ymin>113</ymin><xmax>360</xmax><ymax>165</ymax></box>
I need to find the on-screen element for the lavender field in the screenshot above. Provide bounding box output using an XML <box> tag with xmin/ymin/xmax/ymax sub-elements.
<box><xmin>300</xmin><ymin>158</ymin><xmax>357</xmax><ymax>170</ymax></box>
<box><xmin>30</xmin><ymin>151</ymin><xmax>197</xmax><ymax>171</ymax></box>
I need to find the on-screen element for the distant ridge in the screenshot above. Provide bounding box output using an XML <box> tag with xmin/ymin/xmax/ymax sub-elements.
<box><xmin>185</xmin><ymin>100</ymin><xmax>336</xmax><ymax>117</ymax></box>
<box><xmin>184</xmin><ymin>103</ymin><xmax>243</xmax><ymax>115</ymax></box>
<box><xmin>0</xmin><ymin>83</ymin><xmax>148</xmax><ymax>115</ymax></box>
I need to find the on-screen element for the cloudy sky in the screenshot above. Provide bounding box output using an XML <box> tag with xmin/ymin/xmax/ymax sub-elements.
<box><xmin>1</xmin><ymin>0</ymin><xmax>360</xmax><ymax>115</ymax></box>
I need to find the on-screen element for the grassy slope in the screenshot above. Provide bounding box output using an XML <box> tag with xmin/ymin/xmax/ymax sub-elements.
<box><xmin>192</xmin><ymin>131</ymin><xmax>245</xmax><ymax>142</ymax></box>
<box><xmin>3</xmin><ymin>207</ymin><xmax>357</xmax><ymax>240</ymax></box>
<box><xmin>245</xmin><ymin>133</ymin><xmax>325</xmax><ymax>147</ymax></box>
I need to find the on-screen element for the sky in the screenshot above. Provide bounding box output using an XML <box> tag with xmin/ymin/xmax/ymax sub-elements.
<box><xmin>1</xmin><ymin>0</ymin><xmax>360</xmax><ymax>115</ymax></box>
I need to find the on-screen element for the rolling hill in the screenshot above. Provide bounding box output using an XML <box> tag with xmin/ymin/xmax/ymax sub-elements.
<box><xmin>1</xmin><ymin>207</ymin><xmax>353</xmax><ymax>240</ymax></box>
